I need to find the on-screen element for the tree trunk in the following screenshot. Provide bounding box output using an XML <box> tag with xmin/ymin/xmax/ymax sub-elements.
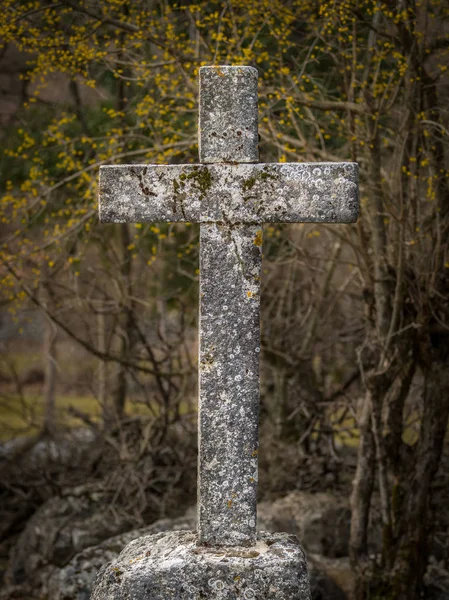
<box><xmin>43</xmin><ymin>314</ymin><xmax>57</xmax><ymax>434</ymax></box>
<box><xmin>41</xmin><ymin>263</ymin><xmax>58</xmax><ymax>435</ymax></box>
<box><xmin>103</xmin><ymin>224</ymin><xmax>134</xmax><ymax>429</ymax></box>
<box><xmin>97</xmin><ymin>309</ymin><xmax>108</xmax><ymax>412</ymax></box>
<box><xmin>349</xmin><ymin>384</ymin><xmax>376</xmax><ymax>580</ymax></box>
<box><xmin>391</xmin><ymin>360</ymin><xmax>449</xmax><ymax>599</ymax></box>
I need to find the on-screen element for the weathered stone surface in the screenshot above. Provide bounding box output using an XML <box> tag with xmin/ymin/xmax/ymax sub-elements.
<box><xmin>307</xmin><ymin>554</ymin><xmax>356</xmax><ymax>600</ymax></box>
<box><xmin>199</xmin><ymin>66</ymin><xmax>258</xmax><ymax>164</ymax></box>
<box><xmin>308</xmin><ymin>555</ymin><xmax>355</xmax><ymax>600</ymax></box>
<box><xmin>11</xmin><ymin>506</ymin><xmax>352</xmax><ymax>600</ymax></box>
<box><xmin>6</xmin><ymin>490</ymin><xmax>131</xmax><ymax>587</ymax></box>
<box><xmin>425</xmin><ymin>559</ymin><xmax>449</xmax><ymax>600</ymax></box>
<box><xmin>0</xmin><ymin>428</ymin><xmax>95</xmax><ymax>466</ymax></box>
<box><xmin>47</xmin><ymin>531</ymin><xmax>144</xmax><ymax>600</ymax></box>
<box><xmin>90</xmin><ymin>530</ymin><xmax>311</xmax><ymax>600</ymax></box>
<box><xmin>258</xmin><ymin>491</ymin><xmax>351</xmax><ymax>558</ymax></box>
<box><xmin>46</xmin><ymin>516</ymin><xmax>195</xmax><ymax>600</ymax></box>
<box><xmin>198</xmin><ymin>224</ymin><xmax>261</xmax><ymax>547</ymax></box>
<box><xmin>99</xmin><ymin>162</ymin><xmax>359</xmax><ymax>225</ymax></box>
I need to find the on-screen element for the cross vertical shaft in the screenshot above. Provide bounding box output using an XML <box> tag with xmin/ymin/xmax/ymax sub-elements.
<box><xmin>197</xmin><ymin>66</ymin><xmax>260</xmax><ymax>547</ymax></box>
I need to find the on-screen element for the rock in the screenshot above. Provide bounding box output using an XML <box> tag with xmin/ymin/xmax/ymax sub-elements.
<box><xmin>425</xmin><ymin>560</ymin><xmax>449</xmax><ymax>599</ymax></box>
<box><xmin>99</xmin><ymin>163</ymin><xmax>358</xmax><ymax>226</ymax></box>
<box><xmin>308</xmin><ymin>554</ymin><xmax>355</xmax><ymax>600</ymax></box>
<box><xmin>3</xmin><ymin>419</ymin><xmax>196</xmax><ymax>595</ymax></box>
<box><xmin>47</xmin><ymin>512</ymin><xmax>353</xmax><ymax>600</ymax></box>
<box><xmin>0</xmin><ymin>431</ymin><xmax>96</xmax><ymax>591</ymax></box>
<box><xmin>48</xmin><ymin>543</ymin><xmax>126</xmax><ymax>600</ymax></box>
<box><xmin>199</xmin><ymin>66</ymin><xmax>258</xmax><ymax>163</ymax></box>
<box><xmin>258</xmin><ymin>491</ymin><xmax>351</xmax><ymax>558</ymax></box>
<box><xmin>7</xmin><ymin>490</ymin><xmax>355</xmax><ymax>598</ymax></box>
<box><xmin>0</xmin><ymin>428</ymin><xmax>95</xmax><ymax>464</ymax></box>
<box><xmin>90</xmin><ymin>530</ymin><xmax>311</xmax><ymax>600</ymax></box>
<box><xmin>7</xmin><ymin>490</ymin><xmax>132</xmax><ymax>587</ymax></box>
<box><xmin>308</xmin><ymin>566</ymin><xmax>348</xmax><ymax>600</ymax></box>
<box><xmin>198</xmin><ymin>221</ymin><xmax>261</xmax><ymax>547</ymax></box>
<box><xmin>46</xmin><ymin>516</ymin><xmax>195</xmax><ymax>600</ymax></box>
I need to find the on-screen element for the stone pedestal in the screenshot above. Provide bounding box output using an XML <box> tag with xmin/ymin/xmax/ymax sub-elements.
<box><xmin>90</xmin><ymin>530</ymin><xmax>311</xmax><ymax>600</ymax></box>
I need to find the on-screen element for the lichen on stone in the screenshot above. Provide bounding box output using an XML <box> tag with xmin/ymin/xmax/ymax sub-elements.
<box><xmin>253</xmin><ymin>230</ymin><xmax>263</xmax><ymax>247</ymax></box>
<box><xmin>242</xmin><ymin>176</ymin><xmax>257</xmax><ymax>193</ymax></box>
<box><xmin>185</xmin><ymin>166</ymin><xmax>212</xmax><ymax>198</ymax></box>
<box><xmin>90</xmin><ymin>530</ymin><xmax>312</xmax><ymax>600</ymax></box>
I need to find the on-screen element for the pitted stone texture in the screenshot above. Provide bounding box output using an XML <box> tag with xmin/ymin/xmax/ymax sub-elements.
<box><xmin>90</xmin><ymin>530</ymin><xmax>311</xmax><ymax>600</ymax></box>
<box><xmin>199</xmin><ymin>66</ymin><xmax>258</xmax><ymax>164</ymax></box>
<box><xmin>198</xmin><ymin>224</ymin><xmax>261</xmax><ymax>547</ymax></box>
<box><xmin>46</xmin><ymin>516</ymin><xmax>196</xmax><ymax>600</ymax></box>
<box><xmin>99</xmin><ymin>163</ymin><xmax>359</xmax><ymax>225</ymax></box>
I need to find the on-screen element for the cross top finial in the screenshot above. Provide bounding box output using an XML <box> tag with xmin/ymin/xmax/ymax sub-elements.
<box><xmin>199</xmin><ymin>66</ymin><xmax>259</xmax><ymax>164</ymax></box>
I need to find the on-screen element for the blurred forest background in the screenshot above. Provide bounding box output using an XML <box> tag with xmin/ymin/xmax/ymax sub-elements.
<box><xmin>0</xmin><ymin>1</ymin><xmax>448</xmax><ymax>599</ymax></box>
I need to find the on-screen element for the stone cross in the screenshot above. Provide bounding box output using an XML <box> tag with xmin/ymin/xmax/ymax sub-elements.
<box><xmin>99</xmin><ymin>66</ymin><xmax>358</xmax><ymax>549</ymax></box>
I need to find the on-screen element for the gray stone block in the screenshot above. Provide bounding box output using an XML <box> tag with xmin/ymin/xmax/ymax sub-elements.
<box><xmin>99</xmin><ymin>163</ymin><xmax>359</xmax><ymax>225</ymax></box>
<box><xmin>199</xmin><ymin>66</ymin><xmax>258</xmax><ymax>164</ymax></box>
<box><xmin>90</xmin><ymin>530</ymin><xmax>311</xmax><ymax>600</ymax></box>
<box><xmin>198</xmin><ymin>223</ymin><xmax>261</xmax><ymax>547</ymax></box>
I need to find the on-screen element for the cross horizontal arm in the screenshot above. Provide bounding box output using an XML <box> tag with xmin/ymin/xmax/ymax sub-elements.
<box><xmin>99</xmin><ymin>162</ymin><xmax>358</xmax><ymax>225</ymax></box>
